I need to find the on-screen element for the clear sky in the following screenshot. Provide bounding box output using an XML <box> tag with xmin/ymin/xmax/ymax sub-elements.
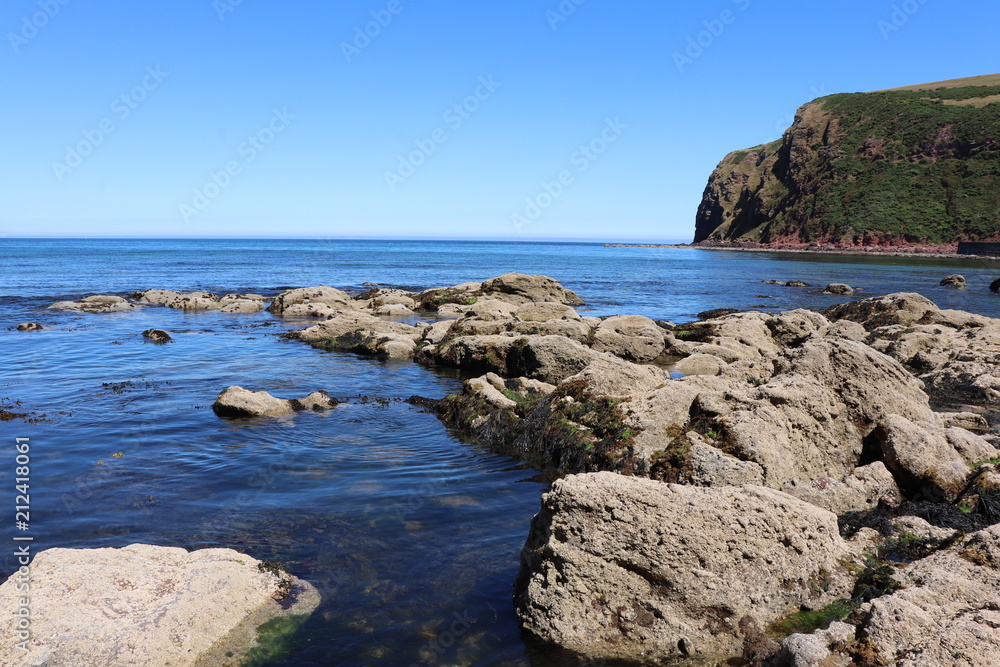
<box><xmin>2</xmin><ymin>0</ymin><xmax>997</xmax><ymax>242</ymax></box>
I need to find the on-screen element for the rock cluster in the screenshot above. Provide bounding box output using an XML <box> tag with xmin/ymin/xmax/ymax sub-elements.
<box><xmin>0</xmin><ymin>543</ymin><xmax>319</xmax><ymax>666</ymax></box>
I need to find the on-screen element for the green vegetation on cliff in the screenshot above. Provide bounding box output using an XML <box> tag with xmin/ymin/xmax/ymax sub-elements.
<box><xmin>695</xmin><ymin>75</ymin><xmax>1000</xmax><ymax>246</ymax></box>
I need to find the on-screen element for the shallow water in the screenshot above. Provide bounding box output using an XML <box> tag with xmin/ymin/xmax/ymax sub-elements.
<box><xmin>3</xmin><ymin>238</ymin><xmax>1000</xmax><ymax>665</ymax></box>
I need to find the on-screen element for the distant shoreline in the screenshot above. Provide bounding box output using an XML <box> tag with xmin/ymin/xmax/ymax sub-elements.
<box><xmin>604</xmin><ymin>242</ymin><xmax>1000</xmax><ymax>261</ymax></box>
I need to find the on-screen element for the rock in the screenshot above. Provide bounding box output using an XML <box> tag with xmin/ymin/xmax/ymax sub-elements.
<box><xmin>697</xmin><ymin>308</ymin><xmax>739</xmax><ymax>320</ymax></box>
<box><xmin>136</xmin><ymin>289</ymin><xmax>179</xmax><ymax>305</ymax></box>
<box><xmin>16</xmin><ymin>322</ymin><xmax>43</xmax><ymax>331</ymax></box>
<box><xmin>422</xmin><ymin>320</ymin><xmax>458</xmax><ymax>345</ymax></box>
<box><xmin>775</xmin><ymin>621</ymin><xmax>854</xmax><ymax>667</ymax></box>
<box><xmin>141</xmin><ymin>328</ymin><xmax>172</xmax><ymax>343</ymax></box>
<box><xmin>514</xmin><ymin>301</ymin><xmax>582</xmax><ymax>322</ymax></box>
<box><xmin>414</xmin><ymin>282</ymin><xmax>482</xmax><ymax>311</ymax></box>
<box><xmin>515</xmin><ymin>472</ymin><xmax>858</xmax><ymax>662</ymax></box>
<box><xmin>766</xmin><ymin>309</ymin><xmax>830</xmax><ymax>347</ymax></box>
<box><xmin>873</xmin><ymin>414</ymin><xmax>997</xmax><ymax>501</ymax></box>
<box><xmin>167</xmin><ymin>294</ymin><xmax>222</xmax><ymax>311</ymax></box>
<box><xmin>218</xmin><ymin>296</ymin><xmax>266</xmax><ymax>313</ymax></box>
<box><xmin>941</xmin><ymin>274</ymin><xmax>967</xmax><ymax>289</ymax></box>
<box><xmin>283</xmin><ymin>302</ymin><xmax>340</xmax><ymax>318</ymax></box>
<box><xmin>0</xmin><ymin>543</ymin><xmax>319</xmax><ymax>667</ymax></box>
<box><xmin>991</xmin><ymin>278</ymin><xmax>1000</xmax><ymax>293</ymax></box>
<box><xmin>293</xmin><ymin>311</ymin><xmax>423</xmax><ymax>344</ymax></box>
<box><xmin>823</xmin><ymin>283</ymin><xmax>854</xmax><ymax>295</ymax></box>
<box><xmin>824</xmin><ymin>292</ymin><xmax>938</xmax><ymax>330</ymax></box>
<box><xmin>507</xmin><ymin>335</ymin><xmax>597</xmax><ymax>384</ymax></box>
<box><xmin>467</xmin><ymin>375</ymin><xmax>518</xmax><ymax>409</ymax></box>
<box><xmin>212</xmin><ymin>386</ymin><xmax>338</xmax><ymax>418</ymax></box>
<box><xmin>590</xmin><ymin>315</ymin><xmax>666</xmax><ymax>362</ymax></box>
<box><xmin>429</xmin><ymin>335</ymin><xmax>518</xmax><ymax>376</ymax></box>
<box><xmin>686</xmin><ymin>312</ymin><xmax>781</xmax><ymax>363</ymax></box>
<box><xmin>373</xmin><ymin>303</ymin><xmax>415</xmax><ymax>317</ymax></box>
<box><xmin>559</xmin><ymin>353</ymin><xmax>667</xmax><ymax>398</ymax></box>
<box><xmin>780</xmin><ymin>463</ymin><xmax>901</xmax><ymax>515</ymax></box>
<box><xmin>267</xmin><ymin>286</ymin><xmax>355</xmax><ymax>315</ymax></box>
<box><xmin>687</xmin><ymin>438</ymin><xmax>765</xmax><ymax>486</ymax></box>
<box><xmin>785</xmin><ymin>280</ymin><xmax>811</xmax><ymax>287</ymax></box>
<box><xmin>941</xmin><ymin>411</ymin><xmax>990</xmax><ymax>432</ymax></box>
<box><xmin>48</xmin><ymin>295</ymin><xmax>136</xmax><ymax>313</ymax></box>
<box><xmin>854</xmin><ymin>525</ymin><xmax>1000</xmax><ymax>666</ymax></box>
<box><xmin>462</xmin><ymin>298</ymin><xmax>518</xmax><ymax>321</ymax></box>
<box><xmin>673</xmin><ymin>353</ymin><xmax>723</xmax><ymax>376</ymax></box>
<box><xmin>481</xmin><ymin>273</ymin><xmax>584</xmax><ymax>306</ymax></box>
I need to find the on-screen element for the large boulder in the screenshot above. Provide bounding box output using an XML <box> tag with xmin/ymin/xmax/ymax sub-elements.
<box><xmin>481</xmin><ymin>273</ymin><xmax>584</xmax><ymax>306</ymax></box>
<box><xmin>515</xmin><ymin>473</ymin><xmax>858</xmax><ymax>662</ymax></box>
<box><xmin>212</xmin><ymin>386</ymin><xmax>338</xmax><ymax>418</ymax></box>
<box><xmin>267</xmin><ymin>286</ymin><xmax>355</xmax><ymax>316</ymax></box>
<box><xmin>590</xmin><ymin>315</ymin><xmax>666</xmax><ymax>362</ymax></box>
<box><xmin>560</xmin><ymin>353</ymin><xmax>668</xmax><ymax>398</ymax></box>
<box><xmin>507</xmin><ymin>335</ymin><xmax>597</xmax><ymax>384</ymax></box>
<box><xmin>0</xmin><ymin>543</ymin><xmax>319</xmax><ymax>667</ymax></box>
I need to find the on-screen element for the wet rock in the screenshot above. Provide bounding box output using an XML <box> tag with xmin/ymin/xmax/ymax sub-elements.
<box><xmin>515</xmin><ymin>472</ymin><xmax>858</xmax><ymax>662</ymax></box>
<box><xmin>480</xmin><ymin>273</ymin><xmax>584</xmax><ymax>306</ymax></box>
<box><xmin>590</xmin><ymin>315</ymin><xmax>666</xmax><ymax>362</ymax></box>
<box><xmin>293</xmin><ymin>311</ymin><xmax>423</xmax><ymax>345</ymax></box>
<box><xmin>16</xmin><ymin>322</ymin><xmax>43</xmax><ymax>331</ymax></box>
<box><xmin>785</xmin><ymin>280</ymin><xmax>811</xmax><ymax>287</ymax></box>
<box><xmin>48</xmin><ymin>295</ymin><xmax>136</xmax><ymax>313</ymax></box>
<box><xmin>466</xmin><ymin>375</ymin><xmax>518</xmax><ymax>409</ymax></box>
<box><xmin>697</xmin><ymin>308</ymin><xmax>739</xmax><ymax>320</ymax></box>
<box><xmin>823</xmin><ymin>283</ymin><xmax>854</xmax><ymax>295</ymax></box>
<box><xmin>0</xmin><ymin>543</ymin><xmax>320</xmax><ymax>667</ymax></box>
<box><xmin>991</xmin><ymin>278</ymin><xmax>1000</xmax><ymax>293</ymax></box>
<box><xmin>940</xmin><ymin>274</ymin><xmax>967</xmax><ymax>289</ymax></box>
<box><xmin>267</xmin><ymin>286</ymin><xmax>356</xmax><ymax>315</ymax></box>
<box><xmin>141</xmin><ymin>328</ymin><xmax>172</xmax><ymax>343</ymax></box>
<box><xmin>212</xmin><ymin>386</ymin><xmax>338</xmax><ymax>418</ymax></box>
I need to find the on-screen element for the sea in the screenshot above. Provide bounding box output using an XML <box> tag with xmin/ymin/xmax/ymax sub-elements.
<box><xmin>3</xmin><ymin>238</ymin><xmax>1000</xmax><ymax>666</ymax></box>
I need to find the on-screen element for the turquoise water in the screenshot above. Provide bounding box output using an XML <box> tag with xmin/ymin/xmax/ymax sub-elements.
<box><xmin>3</xmin><ymin>238</ymin><xmax>1000</xmax><ymax>665</ymax></box>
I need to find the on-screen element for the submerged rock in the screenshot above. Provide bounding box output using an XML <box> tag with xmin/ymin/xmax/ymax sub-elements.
<box><xmin>141</xmin><ymin>328</ymin><xmax>172</xmax><ymax>343</ymax></box>
<box><xmin>0</xmin><ymin>543</ymin><xmax>319</xmax><ymax>667</ymax></box>
<box><xmin>212</xmin><ymin>386</ymin><xmax>338</xmax><ymax>418</ymax></box>
<box><xmin>940</xmin><ymin>274</ymin><xmax>967</xmax><ymax>289</ymax></box>
<box><xmin>823</xmin><ymin>283</ymin><xmax>854</xmax><ymax>295</ymax></box>
<box><xmin>515</xmin><ymin>472</ymin><xmax>859</xmax><ymax>662</ymax></box>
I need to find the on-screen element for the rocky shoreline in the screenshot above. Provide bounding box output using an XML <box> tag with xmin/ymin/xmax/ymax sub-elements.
<box><xmin>8</xmin><ymin>273</ymin><xmax>1000</xmax><ymax>665</ymax></box>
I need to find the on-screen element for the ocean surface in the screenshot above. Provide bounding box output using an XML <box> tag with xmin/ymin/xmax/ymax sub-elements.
<box><xmin>3</xmin><ymin>238</ymin><xmax>1000</xmax><ymax>666</ymax></box>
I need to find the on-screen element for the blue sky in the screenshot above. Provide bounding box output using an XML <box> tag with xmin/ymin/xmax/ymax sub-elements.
<box><xmin>2</xmin><ymin>0</ymin><xmax>997</xmax><ymax>241</ymax></box>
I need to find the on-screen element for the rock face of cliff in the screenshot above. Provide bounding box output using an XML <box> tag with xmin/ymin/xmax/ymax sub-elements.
<box><xmin>694</xmin><ymin>75</ymin><xmax>1000</xmax><ymax>247</ymax></box>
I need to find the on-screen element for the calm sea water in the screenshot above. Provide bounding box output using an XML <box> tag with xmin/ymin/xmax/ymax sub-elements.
<box><xmin>3</xmin><ymin>238</ymin><xmax>1000</xmax><ymax>666</ymax></box>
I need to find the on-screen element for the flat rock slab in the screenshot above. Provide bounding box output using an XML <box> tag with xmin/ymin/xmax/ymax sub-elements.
<box><xmin>0</xmin><ymin>543</ymin><xmax>319</xmax><ymax>667</ymax></box>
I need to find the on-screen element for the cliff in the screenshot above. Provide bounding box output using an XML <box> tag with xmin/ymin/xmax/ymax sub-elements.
<box><xmin>694</xmin><ymin>74</ymin><xmax>1000</xmax><ymax>247</ymax></box>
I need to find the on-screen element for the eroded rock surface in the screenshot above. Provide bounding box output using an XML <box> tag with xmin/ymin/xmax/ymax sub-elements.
<box><xmin>515</xmin><ymin>473</ymin><xmax>859</xmax><ymax>662</ymax></box>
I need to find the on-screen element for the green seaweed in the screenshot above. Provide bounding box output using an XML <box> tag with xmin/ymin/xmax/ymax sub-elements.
<box><xmin>241</xmin><ymin>614</ymin><xmax>309</xmax><ymax>666</ymax></box>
